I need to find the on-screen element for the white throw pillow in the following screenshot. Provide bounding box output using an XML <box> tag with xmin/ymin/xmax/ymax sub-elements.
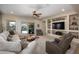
<box><xmin>11</xmin><ymin>34</ymin><xmax>21</xmax><ymax>42</ymax></box>
<box><xmin>0</xmin><ymin>35</ymin><xmax>6</xmax><ymax>42</ymax></box>
<box><xmin>0</xmin><ymin>31</ymin><xmax>9</xmax><ymax>41</ymax></box>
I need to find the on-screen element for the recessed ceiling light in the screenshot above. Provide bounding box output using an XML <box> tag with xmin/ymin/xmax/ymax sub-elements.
<box><xmin>61</xmin><ymin>9</ymin><xmax>65</xmax><ymax>12</ymax></box>
<box><xmin>10</xmin><ymin>11</ymin><xmax>14</xmax><ymax>14</ymax></box>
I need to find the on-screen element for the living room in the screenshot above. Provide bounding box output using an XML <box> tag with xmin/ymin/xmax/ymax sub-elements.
<box><xmin>0</xmin><ymin>4</ymin><xmax>79</xmax><ymax>54</ymax></box>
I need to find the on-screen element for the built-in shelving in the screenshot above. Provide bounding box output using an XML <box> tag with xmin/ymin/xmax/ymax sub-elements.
<box><xmin>47</xmin><ymin>19</ymin><xmax>52</xmax><ymax>34</ymax></box>
<box><xmin>46</xmin><ymin>13</ymin><xmax>79</xmax><ymax>39</ymax></box>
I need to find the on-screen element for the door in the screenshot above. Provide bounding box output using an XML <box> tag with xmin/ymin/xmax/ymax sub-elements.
<box><xmin>28</xmin><ymin>23</ymin><xmax>34</xmax><ymax>34</ymax></box>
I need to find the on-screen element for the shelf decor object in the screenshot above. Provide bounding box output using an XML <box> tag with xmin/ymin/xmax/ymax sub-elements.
<box><xmin>47</xmin><ymin>19</ymin><xmax>52</xmax><ymax>34</ymax></box>
<box><xmin>47</xmin><ymin>19</ymin><xmax>51</xmax><ymax>29</ymax></box>
<box><xmin>52</xmin><ymin>16</ymin><xmax>65</xmax><ymax>21</ymax></box>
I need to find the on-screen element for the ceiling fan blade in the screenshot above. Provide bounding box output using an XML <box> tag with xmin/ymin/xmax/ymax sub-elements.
<box><xmin>32</xmin><ymin>10</ymin><xmax>42</xmax><ymax>18</ymax></box>
<box><xmin>38</xmin><ymin>13</ymin><xmax>42</xmax><ymax>15</ymax></box>
<box><xmin>33</xmin><ymin>10</ymin><xmax>36</xmax><ymax>14</ymax></box>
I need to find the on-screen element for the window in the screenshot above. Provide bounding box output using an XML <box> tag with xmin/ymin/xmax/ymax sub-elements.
<box><xmin>21</xmin><ymin>23</ymin><xmax>28</xmax><ymax>34</ymax></box>
<box><xmin>7</xmin><ymin>21</ymin><xmax>16</xmax><ymax>31</ymax></box>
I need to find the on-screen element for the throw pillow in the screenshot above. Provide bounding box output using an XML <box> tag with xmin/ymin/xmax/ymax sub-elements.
<box><xmin>54</xmin><ymin>38</ymin><xmax>60</xmax><ymax>43</ymax></box>
<box><xmin>20</xmin><ymin>39</ymin><xmax>28</xmax><ymax>50</ymax></box>
<box><xmin>7</xmin><ymin>35</ymin><xmax>13</xmax><ymax>41</ymax></box>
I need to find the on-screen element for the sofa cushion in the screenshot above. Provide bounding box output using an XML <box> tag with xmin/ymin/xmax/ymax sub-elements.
<box><xmin>54</xmin><ymin>38</ymin><xmax>60</xmax><ymax>44</ymax></box>
<box><xmin>0</xmin><ymin>51</ymin><xmax>15</xmax><ymax>54</ymax></box>
<box><xmin>11</xmin><ymin>34</ymin><xmax>21</xmax><ymax>42</ymax></box>
<box><xmin>0</xmin><ymin>31</ymin><xmax>9</xmax><ymax>41</ymax></box>
<box><xmin>7</xmin><ymin>35</ymin><xmax>13</xmax><ymax>41</ymax></box>
<box><xmin>0</xmin><ymin>35</ymin><xmax>6</xmax><ymax>42</ymax></box>
<box><xmin>58</xmin><ymin>33</ymin><xmax>74</xmax><ymax>45</ymax></box>
<box><xmin>20</xmin><ymin>40</ymin><xmax>37</xmax><ymax>54</ymax></box>
<box><xmin>0</xmin><ymin>40</ymin><xmax>21</xmax><ymax>53</ymax></box>
<box><xmin>20</xmin><ymin>39</ymin><xmax>28</xmax><ymax>50</ymax></box>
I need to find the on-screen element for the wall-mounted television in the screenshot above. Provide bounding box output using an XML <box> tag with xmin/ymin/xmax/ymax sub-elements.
<box><xmin>52</xmin><ymin>22</ymin><xmax>65</xmax><ymax>29</ymax></box>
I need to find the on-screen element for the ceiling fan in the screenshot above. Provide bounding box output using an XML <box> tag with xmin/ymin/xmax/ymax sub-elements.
<box><xmin>33</xmin><ymin>10</ymin><xmax>42</xmax><ymax>17</ymax></box>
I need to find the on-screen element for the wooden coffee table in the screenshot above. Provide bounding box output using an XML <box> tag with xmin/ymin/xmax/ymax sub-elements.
<box><xmin>27</xmin><ymin>36</ymin><xmax>39</xmax><ymax>42</ymax></box>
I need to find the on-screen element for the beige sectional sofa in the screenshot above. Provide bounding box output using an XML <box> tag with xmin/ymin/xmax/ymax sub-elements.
<box><xmin>0</xmin><ymin>31</ymin><xmax>37</xmax><ymax>54</ymax></box>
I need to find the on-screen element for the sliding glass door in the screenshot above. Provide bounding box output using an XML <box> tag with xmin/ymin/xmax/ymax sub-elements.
<box><xmin>21</xmin><ymin>22</ymin><xmax>34</xmax><ymax>34</ymax></box>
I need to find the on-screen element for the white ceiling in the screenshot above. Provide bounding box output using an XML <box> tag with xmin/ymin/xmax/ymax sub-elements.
<box><xmin>0</xmin><ymin>4</ymin><xmax>78</xmax><ymax>18</ymax></box>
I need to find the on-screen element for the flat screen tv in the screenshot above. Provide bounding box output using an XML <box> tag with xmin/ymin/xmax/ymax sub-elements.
<box><xmin>52</xmin><ymin>22</ymin><xmax>65</xmax><ymax>29</ymax></box>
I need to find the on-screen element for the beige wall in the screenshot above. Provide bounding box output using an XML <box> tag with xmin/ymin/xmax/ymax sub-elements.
<box><xmin>0</xmin><ymin>13</ymin><xmax>2</xmax><ymax>33</ymax></box>
<box><xmin>2</xmin><ymin>14</ymin><xmax>44</xmax><ymax>35</ymax></box>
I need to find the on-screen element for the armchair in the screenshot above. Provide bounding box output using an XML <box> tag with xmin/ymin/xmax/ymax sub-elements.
<box><xmin>46</xmin><ymin>33</ymin><xmax>74</xmax><ymax>54</ymax></box>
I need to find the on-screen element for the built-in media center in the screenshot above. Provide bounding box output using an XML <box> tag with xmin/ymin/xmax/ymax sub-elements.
<box><xmin>47</xmin><ymin>16</ymin><xmax>66</xmax><ymax>38</ymax></box>
<box><xmin>46</xmin><ymin>13</ymin><xmax>79</xmax><ymax>39</ymax></box>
